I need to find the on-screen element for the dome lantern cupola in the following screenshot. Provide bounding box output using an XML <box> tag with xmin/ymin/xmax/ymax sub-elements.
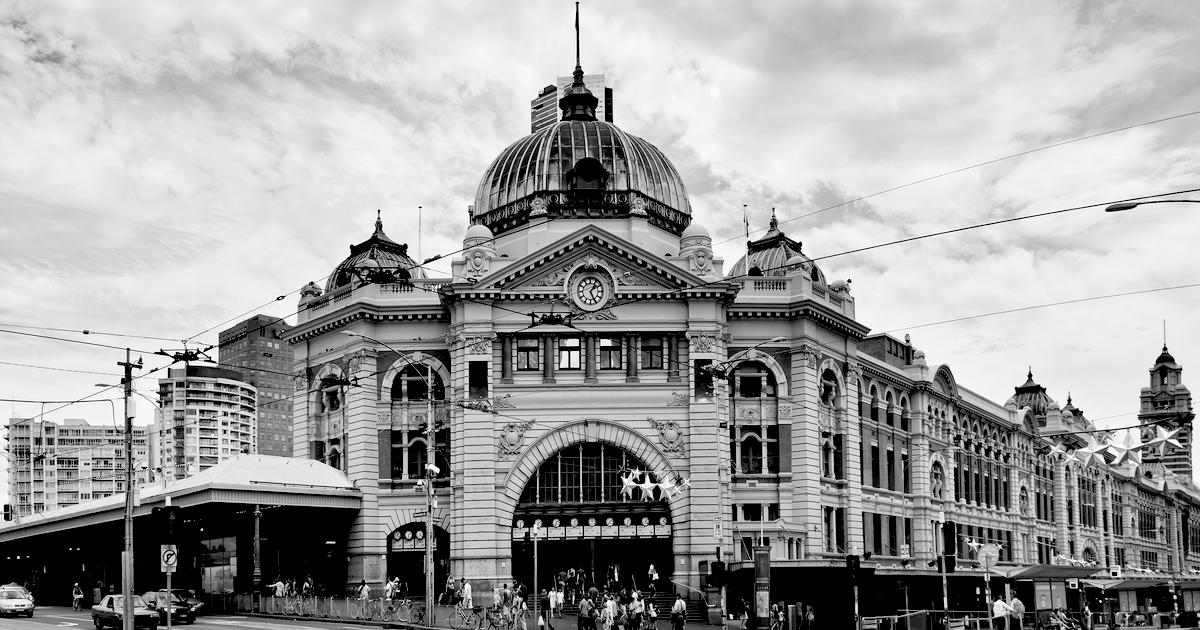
<box><xmin>327</xmin><ymin>211</ymin><xmax>426</xmax><ymax>292</ymax></box>
<box><xmin>728</xmin><ymin>210</ymin><xmax>824</xmax><ymax>283</ymax></box>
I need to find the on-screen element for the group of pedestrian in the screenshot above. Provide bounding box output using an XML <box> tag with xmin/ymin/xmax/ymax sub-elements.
<box><xmin>265</xmin><ymin>575</ymin><xmax>316</xmax><ymax>597</ymax></box>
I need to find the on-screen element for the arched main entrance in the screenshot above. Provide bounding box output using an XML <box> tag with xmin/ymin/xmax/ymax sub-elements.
<box><xmin>386</xmin><ymin>522</ymin><xmax>449</xmax><ymax>597</ymax></box>
<box><xmin>511</xmin><ymin>442</ymin><xmax>674</xmax><ymax>595</ymax></box>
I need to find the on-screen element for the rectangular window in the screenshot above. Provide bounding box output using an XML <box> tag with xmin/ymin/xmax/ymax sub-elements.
<box><xmin>640</xmin><ymin>337</ymin><xmax>664</xmax><ymax>369</ymax></box>
<box><xmin>695</xmin><ymin>359</ymin><xmax>714</xmax><ymax>398</ymax></box>
<box><xmin>468</xmin><ymin>361</ymin><xmax>489</xmax><ymax>399</ymax></box>
<box><xmin>886</xmin><ymin>448</ymin><xmax>896</xmax><ymax>491</ymax></box>
<box><xmin>517</xmin><ymin>338</ymin><xmax>540</xmax><ymax>371</ymax></box>
<box><xmin>901</xmin><ymin>451</ymin><xmax>910</xmax><ymax>493</ymax></box>
<box><xmin>743</xmin><ymin>503</ymin><xmax>762</xmax><ymax>521</ymax></box>
<box><xmin>871</xmin><ymin>444</ymin><xmax>881</xmax><ymax>488</ymax></box>
<box><xmin>558</xmin><ymin>337</ymin><xmax>581</xmax><ymax>370</ymax></box>
<box><xmin>872</xmin><ymin>513</ymin><xmax>883</xmax><ymax>556</ymax></box>
<box><xmin>600</xmin><ymin>337</ymin><xmax>623</xmax><ymax>369</ymax></box>
<box><xmin>888</xmin><ymin>515</ymin><xmax>898</xmax><ymax>556</ymax></box>
<box><xmin>767</xmin><ymin>503</ymin><xmax>780</xmax><ymax>521</ymax></box>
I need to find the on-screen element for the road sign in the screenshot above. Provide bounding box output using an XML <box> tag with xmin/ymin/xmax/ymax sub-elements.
<box><xmin>713</xmin><ymin>519</ymin><xmax>723</xmax><ymax>541</ymax></box>
<box><xmin>161</xmin><ymin>544</ymin><xmax>178</xmax><ymax>573</ymax></box>
<box><xmin>900</xmin><ymin>544</ymin><xmax>910</xmax><ymax>557</ymax></box>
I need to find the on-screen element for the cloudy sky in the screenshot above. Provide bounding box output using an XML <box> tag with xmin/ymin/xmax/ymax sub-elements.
<box><xmin>2</xmin><ymin>1</ymin><xmax>1199</xmax><ymax>478</ymax></box>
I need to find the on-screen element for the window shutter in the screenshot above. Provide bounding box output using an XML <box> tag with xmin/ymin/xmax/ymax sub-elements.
<box><xmin>378</xmin><ymin>429</ymin><xmax>392</xmax><ymax>479</ymax></box>
<box><xmin>778</xmin><ymin>424</ymin><xmax>792</xmax><ymax>472</ymax></box>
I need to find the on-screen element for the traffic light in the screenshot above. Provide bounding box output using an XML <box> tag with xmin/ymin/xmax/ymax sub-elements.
<box><xmin>942</xmin><ymin>521</ymin><xmax>957</xmax><ymax>573</ymax></box>
<box><xmin>846</xmin><ymin>554</ymin><xmax>860</xmax><ymax>581</ymax></box>
<box><xmin>706</xmin><ymin>560</ymin><xmax>727</xmax><ymax>588</ymax></box>
<box><xmin>2</xmin><ymin>504</ymin><xmax>11</xmax><ymax>521</ymax></box>
<box><xmin>152</xmin><ymin>506</ymin><xmax>180</xmax><ymax>543</ymax></box>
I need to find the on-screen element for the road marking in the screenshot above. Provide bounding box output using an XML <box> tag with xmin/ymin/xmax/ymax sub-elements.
<box><xmin>57</xmin><ymin>623</ymin><xmax>80</xmax><ymax>627</ymax></box>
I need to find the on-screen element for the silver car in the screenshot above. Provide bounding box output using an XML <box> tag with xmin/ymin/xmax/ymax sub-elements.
<box><xmin>0</xmin><ymin>589</ymin><xmax>34</xmax><ymax>617</ymax></box>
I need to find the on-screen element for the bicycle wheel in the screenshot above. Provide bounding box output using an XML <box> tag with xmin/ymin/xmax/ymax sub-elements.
<box><xmin>450</xmin><ymin>608</ymin><xmax>465</xmax><ymax>629</ymax></box>
<box><xmin>396</xmin><ymin>601</ymin><xmax>412</xmax><ymax>623</ymax></box>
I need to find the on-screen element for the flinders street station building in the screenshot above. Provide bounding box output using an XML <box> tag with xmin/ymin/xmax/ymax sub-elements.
<box><xmin>282</xmin><ymin>62</ymin><xmax>1199</xmax><ymax>625</ymax></box>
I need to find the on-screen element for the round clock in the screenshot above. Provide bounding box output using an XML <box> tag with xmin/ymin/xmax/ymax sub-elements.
<box><xmin>569</xmin><ymin>273</ymin><xmax>609</xmax><ymax>312</ymax></box>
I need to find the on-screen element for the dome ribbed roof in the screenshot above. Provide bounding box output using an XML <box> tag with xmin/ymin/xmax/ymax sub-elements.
<box><xmin>728</xmin><ymin>211</ymin><xmax>822</xmax><ymax>281</ymax></box>
<box><xmin>471</xmin><ymin>120</ymin><xmax>692</xmax><ymax>236</ymax></box>
<box><xmin>327</xmin><ymin>215</ymin><xmax>426</xmax><ymax>292</ymax></box>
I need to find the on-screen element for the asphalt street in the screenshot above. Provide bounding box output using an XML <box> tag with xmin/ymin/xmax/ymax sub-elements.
<box><xmin>0</xmin><ymin>607</ymin><xmax>378</xmax><ymax>630</ymax></box>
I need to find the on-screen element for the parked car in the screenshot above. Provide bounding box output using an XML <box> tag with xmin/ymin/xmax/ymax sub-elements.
<box><xmin>142</xmin><ymin>591</ymin><xmax>194</xmax><ymax>625</ymax></box>
<box><xmin>92</xmin><ymin>594</ymin><xmax>159</xmax><ymax>629</ymax></box>
<box><xmin>0</xmin><ymin>589</ymin><xmax>34</xmax><ymax>617</ymax></box>
<box><xmin>167</xmin><ymin>589</ymin><xmax>204</xmax><ymax>615</ymax></box>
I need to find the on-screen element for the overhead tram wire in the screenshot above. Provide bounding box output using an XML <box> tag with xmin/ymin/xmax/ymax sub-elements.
<box><xmin>0</xmin><ymin>360</ymin><xmax>121</xmax><ymax>376</ymax></box>
<box><xmin>715</xmin><ymin>108</ymin><xmax>1200</xmax><ymax>247</ymax></box>
<box><xmin>881</xmin><ymin>282</ymin><xmax>1200</xmax><ymax>334</ymax></box>
<box><xmin>0</xmin><ymin>328</ymin><xmax>160</xmax><ymax>355</ymax></box>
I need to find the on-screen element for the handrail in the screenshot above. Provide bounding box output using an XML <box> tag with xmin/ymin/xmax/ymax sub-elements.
<box><xmin>669</xmin><ymin>579</ymin><xmax>712</xmax><ymax>607</ymax></box>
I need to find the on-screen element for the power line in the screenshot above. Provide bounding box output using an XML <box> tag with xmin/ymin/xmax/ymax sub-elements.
<box><xmin>0</xmin><ymin>328</ymin><xmax>159</xmax><ymax>354</ymax></box>
<box><xmin>715</xmin><ymin>108</ymin><xmax>1200</xmax><ymax>246</ymax></box>
<box><xmin>881</xmin><ymin>282</ymin><xmax>1200</xmax><ymax>334</ymax></box>
<box><xmin>0</xmin><ymin>361</ymin><xmax>120</xmax><ymax>376</ymax></box>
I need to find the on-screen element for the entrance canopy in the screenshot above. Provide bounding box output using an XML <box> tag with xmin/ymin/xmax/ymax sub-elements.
<box><xmin>991</xmin><ymin>564</ymin><xmax>1101</xmax><ymax>580</ymax></box>
<box><xmin>0</xmin><ymin>455</ymin><xmax>361</xmax><ymax>542</ymax></box>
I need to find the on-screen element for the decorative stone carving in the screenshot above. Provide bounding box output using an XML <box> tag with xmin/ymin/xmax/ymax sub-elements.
<box><xmin>1019</xmin><ymin>486</ymin><xmax>1030</xmax><ymax>516</ymax></box>
<box><xmin>647</xmin><ymin>417</ymin><xmax>685</xmax><ymax>454</ymax></box>
<box><xmin>798</xmin><ymin>345</ymin><xmax>820</xmax><ymax>369</ymax></box>
<box><xmin>631</xmin><ymin>195</ymin><xmax>649</xmax><ymax>216</ymax></box>
<box><xmin>530</xmin><ymin>196</ymin><xmax>548</xmax><ymax>217</ymax></box>
<box><xmin>778</xmin><ymin>404</ymin><xmax>792</xmax><ymax>418</ymax></box>
<box><xmin>498</xmin><ymin>419</ymin><xmax>535</xmax><ymax>458</ymax></box>
<box><xmin>346</xmin><ymin>350</ymin><xmax>369</xmax><ymax>377</ymax></box>
<box><xmin>493</xmin><ymin>394</ymin><xmax>516</xmax><ymax>409</ymax></box>
<box><xmin>616</xmin><ymin>273</ymin><xmax>651</xmax><ymax>287</ymax></box>
<box><xmin>560</xmin><ymin>298</ymin><xmax>619</xmax><ymax>320</ymax></box>
<box><xmin>458</xmin><ymin>333</ymin><xmax>496</xmax><ymax>355</ymax></box>
<box><xmin>687</xmin><ymin>333</ymin><xmax>717</xmax><ymax>353</ymax></box>
<box><xmin>667</xmin><ymin>392</ymin><xmax>689</xmax><ymax>407</ymax></box>
<box><xmin>846</xmin><ymin>365</ymin><xmax>861</xmax><ymax>387</ymax></box>
<box><xmin>293</xmin><ymin>370</ymin><xmax>308</xmax><ymax>391</ymax></box>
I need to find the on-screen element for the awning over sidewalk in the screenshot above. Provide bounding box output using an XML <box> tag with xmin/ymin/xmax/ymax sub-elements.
<box><xmin>1082</xmin><ymin>579</ymin><xmax>1170</xmax><ymax>590</ymax></box>
<box><xmin>992</xmin><ymin>565</ymin><xmax>1102</xmax><ymax>579</ymax></box>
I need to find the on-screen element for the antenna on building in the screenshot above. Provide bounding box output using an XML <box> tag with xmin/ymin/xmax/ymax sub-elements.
<box><xmin>418</xmin><ymin>206</ymin><xmax>423</xmax><ymax>266</ymax></box>
<box><xmin>575</xmin><ymin>2</ymin><xmax>581</xmax><ymax>69</ymax></box>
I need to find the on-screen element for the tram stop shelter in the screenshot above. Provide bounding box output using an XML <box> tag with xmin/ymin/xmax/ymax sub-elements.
<box><xmin>0</xmin><ymin>455</ymin><xmax>361</xmax><ymax>605</ymax></box>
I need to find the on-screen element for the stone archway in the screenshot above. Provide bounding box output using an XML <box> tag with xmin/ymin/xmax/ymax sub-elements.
<box><xmin>727</xmin><ymin>350</ymin><xmax>790</xmax><ymax>397</ymax></box>
<box><xmin>498</xmin><ymin>419</ymin><xmax>684</xmax><ymax>527</ymax></box>
<box><xmin>380</xmin><ymin>353</ymin><xmax>452</xmax><ymax>401</ymax></box>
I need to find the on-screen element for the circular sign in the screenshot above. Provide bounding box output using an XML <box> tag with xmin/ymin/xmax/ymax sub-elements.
<box><xmin>516</xmin><ymin>519</ymin><xmax>525</xmax><ymax>529</ymax></box>
<box><xmin>415</xmin><ymin>531</ymin><xmax>424</xmax><ymax>540</ymax></box>
<box><xmin>552</xmin><ymin>518</ymin><xmax>561</xmax><ymax>527</ymax></box>
<box><xmin>605</xmin><ymin>518</ymin><xmax>614</xmax><ymax>526</ymax></box>
<box><xmin>404</xmin><ymin>531</ymin><xmax>413</xmax><ymax>540</ymax></box>
<box><xmin>569</xmin><ymin>272</ymin><xmax>611</xmax><ymax>312</ymax></box>
<box><xmin>588</xmin><ymin>518</ymin><xmax>596</xmax><ymax>526</ymax></box>
<box><xmin>534</xmin><ymin>519</ymin><xmax>543</xmax><ymax>528</ymax></box>
<box><xmin>623</xmin><ymin>517</ymin><xmax>632</xmax><ymax>526</ymax></box>
<box><xmin>658</xmin><ymin>517</ymin><xmax>668</xmax><ymax>526</ymax></box>
<box><xmin>641</xmin><ymin>517</ymin><xmax>650</xmax><ymax>526</ymax></box>
<box><xmin>393</xmin><ymin>531</ymin><xmax>403</xmax><ymax>540</ymax></box>
<box><xmin>570</xmin><ymin>518</ymin><xmax>579</xmax><ymax>527</ymax></box>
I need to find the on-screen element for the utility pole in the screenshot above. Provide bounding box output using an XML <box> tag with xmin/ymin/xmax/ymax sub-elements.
<box><xmin>119</xmin><ymin>349</ymin><xmax>143</xmax><ymax>630</ymax></box>
<box><xmin>426</xmin><ymin>389</ymin><xmax>435</xmax><ymax>625</ymax></box>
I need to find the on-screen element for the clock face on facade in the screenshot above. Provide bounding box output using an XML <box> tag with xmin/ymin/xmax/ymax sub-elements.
<box><xmin>569</xmin><ymin>272</ymin><xmax>610</xmax><ymax>312</ymax></box>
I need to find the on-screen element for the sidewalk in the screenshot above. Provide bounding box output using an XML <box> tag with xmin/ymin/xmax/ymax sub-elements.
<box><xmin>243</xmin><ymin>605</ymin><xmax>721</xmax><ymax>630</ymax></box>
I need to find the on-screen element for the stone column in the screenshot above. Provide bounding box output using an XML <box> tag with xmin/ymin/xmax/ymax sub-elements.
<box><xmin>668</xmin><ymin>336</ymin><xmax>681</xmax><ymax>383</ymax></box>
<box><xmin>500</xmin><ymin>335</ymin><xmax>513</xmax><ymax>384</ymax></box>
<box><xmin>585</xmin><ymin>334</ymin><xmax>598</xmax><ymax>384</ymax></box>
<box><xmin>1054</xmin><ymin>458</ymin><xmax>1069</xmax><ymax>560</ymax></box>
<box><xmin>342</xmin><ymin>348</ymin><xmax>385</xmax><ymax>590</ymax></box>
<box><xmin>626</xmin><ymin>334</ymin><xmax>640</xmax><ymax>383</ymax></box>
<box><xmin>542</xmin><ymin>335</ymin><xmax>556</xmax><ymax>384</ymax></box>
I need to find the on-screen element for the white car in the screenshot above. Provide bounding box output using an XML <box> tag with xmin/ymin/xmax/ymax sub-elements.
<box><xmin>0</xmin><ymin>588</ymin><xmax>34</xmax><ymax>617</ymax></box>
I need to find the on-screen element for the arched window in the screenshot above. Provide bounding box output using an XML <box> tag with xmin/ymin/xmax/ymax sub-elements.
<box><xmin>870</xmin><ymin>387</ymin><xmax>880</xmax><ymax>422</ymax></box>
<box><xmin>885</xmin><ymin>393</ymin><xmax>895</xmax><ymax>427</ymax></box>
<box><xmin>328</xmin><ymin>448</ymin><xmax>342</xmax><ymax>471</ymax></box>
<box><xmin>729</xmin><ymin>362</ymin><xmax>782</xmax><ymax>476</ymax></box>
<box><xmin>392</xmin><ymin>364</ymin><xmax>445</xmax><ymax>401</ymax></box>
<box><xmin>518</xmin><ymin>443</ymin><xmax>654</xmax><ymax>504</ymax></box>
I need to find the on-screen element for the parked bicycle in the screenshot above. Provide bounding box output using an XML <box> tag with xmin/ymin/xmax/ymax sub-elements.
<box><xmin>478</xmin><ymin>605</ymin><xmax>510</xmax><ymax>630</ymax></box>
<box><xmin>449</xmin><ymin>603</ymin><xmax>480</xmax><ymax>629</ymax></box>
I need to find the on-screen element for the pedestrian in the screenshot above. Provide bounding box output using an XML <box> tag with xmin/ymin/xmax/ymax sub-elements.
<box><xmin>647</xmin><ymin>565</ymin><xmax>658</xmax><ymax>590</ymax></box>
<box><xmin>541</xmin><ymin>589</ymin><xmax>554</xmax><ymax>630</ymax></box>
<box><xmin>385</xmin><ymin>577</ymin><xmax>397</xmax><ymax>600</ymax></box>
<box><xmin>578</xmin><ymin>594</ymin><xmax>593</xmax><ymax>630</ymax></box>
<box><xmin>503</xmin><ymin>583</ymin><xmax>515</xmax><ymax>624</ymax></box>
<box><xmin>515</xmin><ymin>591</ymin><xmax>529</xmax><ymax>630</ymax></box>
<box><xmin>992</xmin><ymin>595</ymin><xmax>1014</xmax><ymax>630</ymax></box>
<box><xmin>1009</xmin><ymin>595</ymin><xmax>1025</xmax><ymax>630</ymax></box>
<box><xmin>630</xmin><ymin>591</ymin><xmax>644</xmax><ymax>630</ymax></box>
<box><xmin>567</xmin><ymin>569</ymin><xmax>577</xmax><ymax>605</ymax></box>
<box><xmin>551</xmin><ymin>586</ymin><xmax>561</xmax><ymax>619</ymax></box>
<box><xmin>1082</xmin><ymin>603</ymin><xmax>1092</xmax><ymax>630</ymax></box>
<box><xmin>268</xmin><ymin>577</ymin><xmax>286</xmax><ymax>598</ymax></box>
<box><xmin>670</xmin><ymin>594</ymin><xmax>686</xmax><ymax>630</ymax></box>
<box><xmin>461</xmin><ymin>578</ymin><xmax>474</xmax><ymax>609</ymax></box>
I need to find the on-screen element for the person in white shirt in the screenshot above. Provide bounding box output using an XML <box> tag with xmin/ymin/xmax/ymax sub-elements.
<box><xmin>357</xmin><ymin>580</ymin><xmax>371</xmax><ymax>600</ymax></box>
<box><xmin>671</xmin><ymin>594</ymin><xmax>686</xmax><ymax>630</ymax></box>
<box><xmin>992</xmin><ymin>596</ymin><xmax>1015</xmax><ymax>630</ymax></box>
<box><xmin>461</xmin><ymin>578</ymin><xmax>473</xmax><ymax>609</ymax></box>
<box><xmin>268</xmin><ymin>579</ymin><xmax>286</xmax><ymax>598</ymax></box>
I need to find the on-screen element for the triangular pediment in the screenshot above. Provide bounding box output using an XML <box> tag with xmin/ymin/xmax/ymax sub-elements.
<box><xmin>473</xmin><ymin>225</ymin><xmax>709</xmax><ymax>293</ymax></box>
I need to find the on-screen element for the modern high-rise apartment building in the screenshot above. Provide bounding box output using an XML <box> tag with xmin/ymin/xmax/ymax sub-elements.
<box><xmin>530</xmin><ymin>74</ymin><xmax>613</xmax><ymax>132</ymax></box>
<box><xmin>153</xmin><ymin>364</ymin><xmax>257</xmax><ymax>482</ymax></box>
<box><xmin>218</xmin><ymin>315</ymin><xmax>294</xmax><ymax>456</ymax></box>
<box><xmin>4</xmin><ymin>417</ymin><xmax>150</xmax><ymax>517</ymax></box>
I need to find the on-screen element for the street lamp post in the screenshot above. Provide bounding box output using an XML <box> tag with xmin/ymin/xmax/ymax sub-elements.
<box><xmin>1105</xmin><ymin>200</ymin><xmax>1200</xmax><ymax>212</ymax></box>
<box><xmin>340</xmin><ymin>330</ymin><xmax>437</xmax><ymax>623</ymax></box>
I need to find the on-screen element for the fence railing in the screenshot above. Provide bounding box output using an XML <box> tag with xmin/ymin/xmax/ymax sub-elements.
<box><xmin>860</xmin><ymin>610</ymin><xmax>992</xmax><ymax>630</ymax></box>
<box><xmin>232</xmin><ymin>595</ymin><xmax>429</xmax><ymax>622</ymax></box>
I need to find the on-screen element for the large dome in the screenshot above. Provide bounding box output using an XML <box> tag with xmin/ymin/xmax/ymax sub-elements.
<box><xmin>472</xmin><ymin>120</ymin><xmax>692</xmax><ymax>236</ymax></box>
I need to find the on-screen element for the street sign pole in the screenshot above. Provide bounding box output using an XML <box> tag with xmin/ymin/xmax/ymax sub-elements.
<box><xmin>533</xmin><ymin>523</ymin><xmax>540</xmax><ymax>630</ymax></box>
<box><xmin>161</xmin><ymin>544</ymin><xmax>177</xmax><ymax>630</ymax></box>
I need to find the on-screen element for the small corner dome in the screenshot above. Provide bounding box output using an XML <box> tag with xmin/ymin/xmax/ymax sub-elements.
<box><xmin>786</xmin><ymin>255</ymin><xmax>805</xmax><ymax>266</ymax></box>
<box><xmin>327</xmin><ymin>214</ymin><xmax>426</xmax><ymax>292</ymax></box>
<box><xmin>681</xmin><ymin>222</ymin><xmax>710</xmax><ymax>239</ymax></box>
<box><xmin>464</xmin><ymin>224</ymin><xmax>494</xmax><ymax>241</ymax></box>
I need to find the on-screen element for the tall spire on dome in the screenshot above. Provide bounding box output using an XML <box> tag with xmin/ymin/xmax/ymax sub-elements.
<box><xmin>559</xmin><ymin>2</ymin><xmax>599</xmax><ymax>122</ymax></box>
<box><xmin>374</xmin><ymin>209</ymin><xmax>384</xmax><ymax>236</ymax></box>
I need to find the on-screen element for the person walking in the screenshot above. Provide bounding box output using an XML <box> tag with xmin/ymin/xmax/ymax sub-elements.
<box><xmin>1009</xmin><ymin>595</ymin><xmax>1025</xmax><ymax>630</ymax></box>
<box><xmin>992</xmin><ymin>595</ymin><xmax>1015</xmax><ymax>630</ymax></box>
<box><xmin>577</xmin><ymin>594</ymin><xmax>593</xmax><ymax>630</ymax></box>
<box><xmin>670</xmin><ymin>594</ymin><xmax>686</xmax><ymax>630</ymax></box>
<box><xmin>72</xmin><ymin>583</ymin><xmax>84</xmax><ymax>611</ymax></box>
<box><xmin>461</xmin><ymin>578</ymin><xmax>473</xmax><ymax>609</ymax></box>
<box><xmin>541</xmin><ymin>589</ymin><xmax>554</xmax><ymax>630</ymax></box>
<box><xmin>647</xmin><ymin>565</ymin><xmax>658</xmax><ymax>590</ymax></box>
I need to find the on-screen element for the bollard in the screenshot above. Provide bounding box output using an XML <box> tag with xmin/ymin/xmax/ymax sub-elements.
<box><xmin>787</xmin><ymin>604</ymin><xmax>797</xmax><ymax>630</ymax></box>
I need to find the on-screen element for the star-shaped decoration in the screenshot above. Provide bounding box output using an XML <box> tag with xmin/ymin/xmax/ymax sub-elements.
<box><xmin>1073</xmin><ymin>435</ymin><xmax>1109</xmax><ymax>468</ymax></box>
<box><xmin>1047</xmin><ymin>443</ymin><xmax>1068</xmax><ymax>461</ymax></box>
<box><xmin>620</xmin><ymin>473</ymin><xmax>638</xmax><ymax>499</ymax></box>
<box><xmin>1109</xmin><ymin>430</ymin><xmax>1144</xmax><ymax>467</ymax></box>
<box><xmin>1145</xmin><ymin>425</ymin><xmax>1183</xmax><ymax>457</ymax></box>
<box><xmin>639</xmin><ymin>478</ymin><xmax>658</xmax><ymax>502</ymax></box>
<box><xmin>679</xmin><ymin>477</ymin><xmax>692</xmax><ymax>491</ymax></box>
<box><xmin>966</xmin><ymin>539</ymin><xmax>982</xmax><ymax>554</ymax></box>
<box><xmin>657</xmin><ymin>476</ymin><xmax>676</xmax><ymax>498</ymax></box>
<box><xmin>630</xmin><ymin>467</ymin><xmax>642</xmax><ymax>479</ymax></box>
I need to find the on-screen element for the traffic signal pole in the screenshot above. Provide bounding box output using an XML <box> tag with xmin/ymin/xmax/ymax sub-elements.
<box><xmin>119</xmin><ymin>349</ymin><xmax>142</xmax><ymax>630</ymax></box>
